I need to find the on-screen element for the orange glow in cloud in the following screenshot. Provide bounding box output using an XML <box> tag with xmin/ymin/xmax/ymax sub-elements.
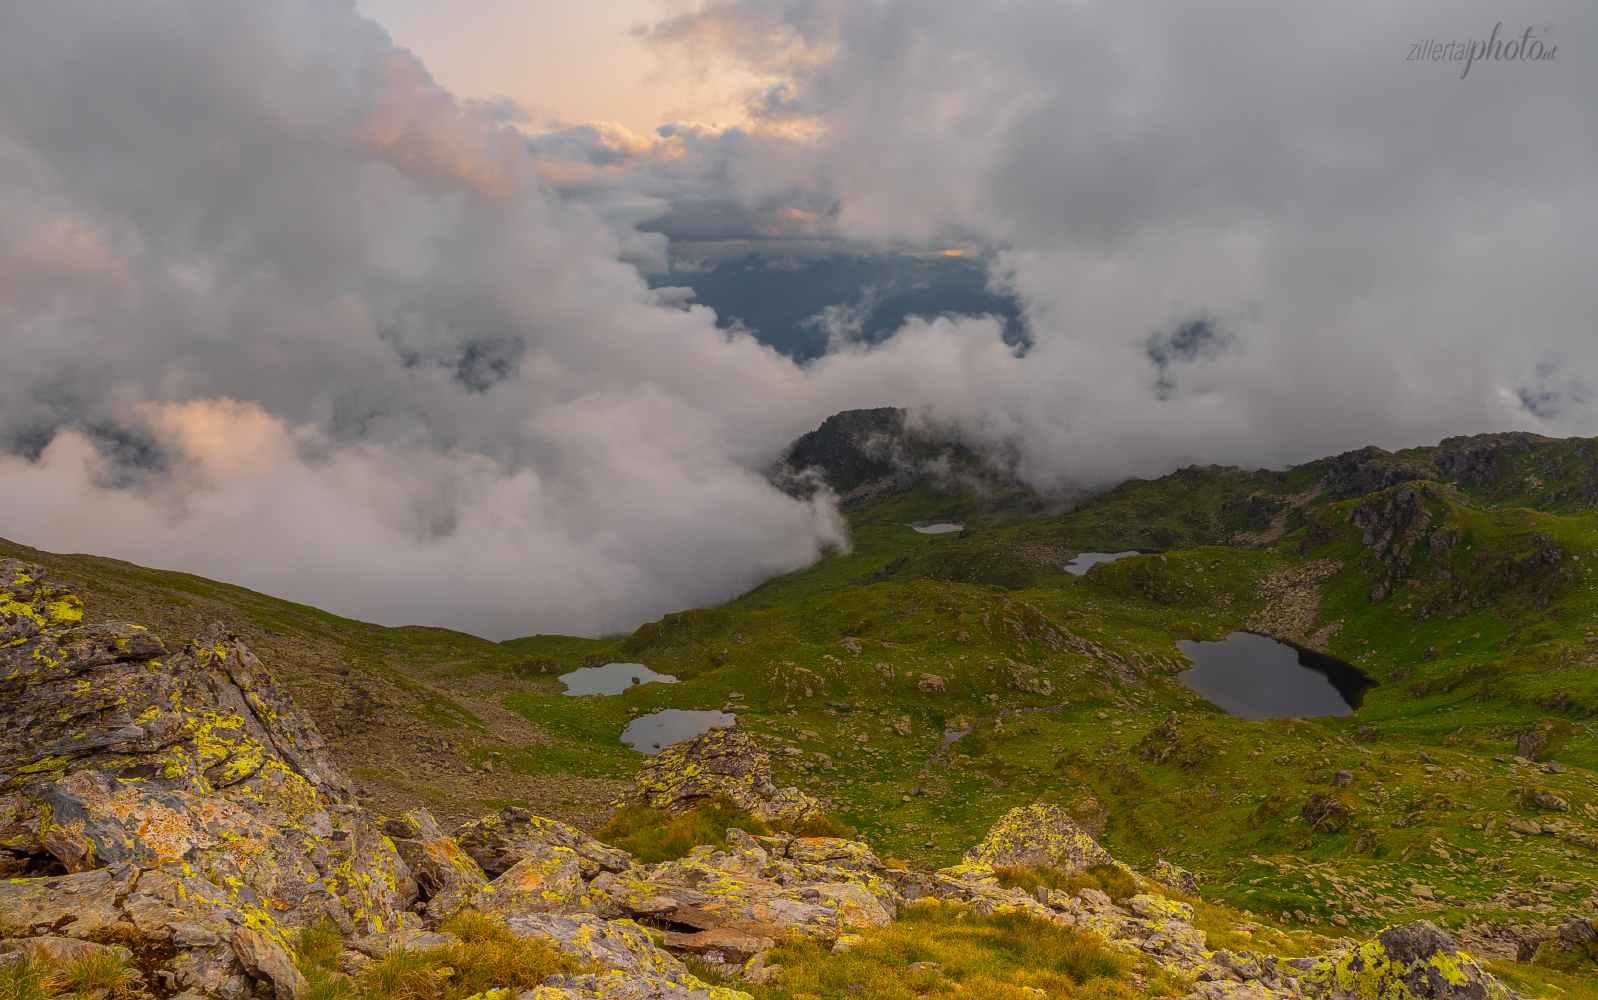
<box><xmin>355</xmin><ymin>0</ymin><xmax>758</xmax><ymax>133</ymax></box>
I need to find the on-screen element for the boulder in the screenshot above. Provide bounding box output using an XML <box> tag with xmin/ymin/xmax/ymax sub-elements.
<box><xmin>453</xmin><ymin>807</ymin><xmax>633</xmax><ymax>879</ymax></box>
<box><xmin>662</xmin><ymin>928</ymin><xmax>773</xmax><ymax>965</ymax></box>
<box><xmin>0</xmin><ymin>936</ymin><xmax>133</xmax><ymax>967</ymax></box>
<box><xmin>0</xmin><ymin>865</ymin><xmax>137</xmax><ymax>939</ymax></box>
<box><xmin>471</xmin><ymin>844</ymin><xmax>601</xmax><ymax>918</ymax></box>
<box><xmin>231</xmin><ymin>926</ymin><xmax>309</xmax><ymax>1000</ymax></box>
<box><xmin>962</xmin><ymin>803</ymin><xmax>1115</xmax><ymax>874</ymax></box>
<box><xmin>1297</xmin><ymin>921</ymin><xmax>1520</xmax><ymax>1000</ymax></box>
<box><xmin>506</xmin><ymin>912</ymin><xmax>686</xmax><ymax>976</ymax></box>
<box><xmin>1154</xmin><ymin>859</ymin><xmax>1201</xmax><ymax>895</ymax></box>
<box><xmin>611</xmin><ymin>846</ymin><xmax>895</xmax><ymax>941</ymax></box>
<box><xmin>619</xmin><ymin>729</ymin><xmax>822</xmax><ymax>824</ymax></box>
<box><xmin>383</xmin><ymin>809</ymin><xmax>491</xmax><ymax>922</ymax></box>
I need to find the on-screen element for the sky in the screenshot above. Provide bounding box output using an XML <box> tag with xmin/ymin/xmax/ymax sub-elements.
<box><xmin>1</xmin><ymin>0</ymin><xmax>1594</xmax><ymax>639</ymax></box>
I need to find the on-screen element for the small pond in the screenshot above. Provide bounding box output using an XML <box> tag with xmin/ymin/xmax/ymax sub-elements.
<box><xmin>559</xmin><ymin>662</ymin><xmax>678</xmax><ymax>697</ymax></box>
<box><xmin>1176</xmin><ymin>631</ymin><xmax>1375</xmax><ymax>721</ymax></box>
<box><xmin>910</xmin><ymin>520</ymin><xmax>965</xmax><ymax>534</ymax></box>
<box><xmin>621</xmin><ymin>710</ymin><xmax>737</xmax><ymax>754</ymax></box>
<box><xmin>1064</xmin><ymin>551</ymin><xmax>1138</xmax><ymax>575</ymax></box>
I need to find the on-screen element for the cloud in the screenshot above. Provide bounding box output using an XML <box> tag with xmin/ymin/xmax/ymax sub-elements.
<box><xmin>617</xmin><ymin>0</ymin><xmax>1598</xmax><ymax>472</ymax></box>
<box><xmin>0</xmin><ymin>0</ymin><xmax>853</xmax><ymax>639</ymax></box>
<box><xmin>5</xmin><ymin>0</ymin><xmax>1598</xmax><ymax>640</ymax></box>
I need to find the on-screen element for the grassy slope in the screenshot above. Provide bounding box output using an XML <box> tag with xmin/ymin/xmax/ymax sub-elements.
<box><xmin>18</xmin><ymin>429</ymin><xmax>1598</xmax><ymax>985</ymax></box>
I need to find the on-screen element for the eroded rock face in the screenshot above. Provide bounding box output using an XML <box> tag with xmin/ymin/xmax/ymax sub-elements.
<box><xmin>961</xmin><ymin>802</ymin><xmax>1116</xmax><ymax>874</ymax></box>
<box><xmin>505</xmin><ymin>912</ymin><xmax>686</xmax><ymax>976</ymax></box>
<box><xmin>0</xmin><ymin>561</ymin><xmax>414</xmax><ymax>998</ymax></box>
<box><xmin>384</xmin><ymin>808</ymin><xmax>492</xmax><ymax>922</ymax></box>
<box><xmin>454</xmin><ymin>806</ymin><xmax>634</xmax><ymax>879</ymax></box>
<box><xmin>619</xmin><ymin>729</ymin><xmax>821</xmax><ymax>824</ymax></box>
<box><xmin>1298</xmin><ymin>921</ymin><xmax>1520</xmax><ymax>1000</ymax></box>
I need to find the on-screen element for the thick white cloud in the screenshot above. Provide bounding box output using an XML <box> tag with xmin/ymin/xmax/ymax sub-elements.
<box><xmin>0</xmin><ymin>0</ymin><xmax>858</xmax><ymax>638</ymax></box>
<box><xmin>624</xmin><ymin>0</ymin><xmax>1598</xmax><ymax>476</ymax></box>
<box><xmin>4</xmin><ymin>0</ymin><xmax>1597</xmax><ymax>638</ymax></box>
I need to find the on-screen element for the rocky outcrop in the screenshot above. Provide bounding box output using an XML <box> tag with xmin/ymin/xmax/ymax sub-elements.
<box><xmin>0</xmin><ymin>561</ymin><xmax>412</xmax><ymax>998</ymax></box>
<box><xmin>959</xmin><ymin>802</ymin><xmax>1116</xmax><ymax>874</ymax></box>
<box><xmin>618</xmin><ymin>728</ymin><xmax>822</xmax><ymax>824</ymax></box>
<box><xmin>1296</xmin><ymin>921</ymin><xmax>1520</xmax><ymax>1000</ymax></box>
<box><xmin>383</xmin><ymin>808</ymin><xmax>492</xmax><ymax>923</ymax></box>
<box><xmin>455</xmin><ymin>806</ymin><xmax>633</xmax><ymax>878</ymax></box>
<box><xmin>1155</xmin><ymin>859</ymin><xmax>1202</xmax><ymax>895</ymax></box>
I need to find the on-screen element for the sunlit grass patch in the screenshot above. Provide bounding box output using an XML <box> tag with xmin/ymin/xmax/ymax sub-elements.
<box><xmin>292</xmin><ymin>911</ymin><xmax>578</xmax><ymax>1000</ymax></box>
<box><xmin>751</xmin><ymin>899</ymin><xmax>1181</xmax><ymax>1000</ymax></box>
<box><xmin>993</xmin><ymin>863</ymin><xmax>1136</xmax><ymax>902</ymax></box>
<box><xmin>596</xmin><ymin>802</ymin><xmax>771</xmax><ymax>862</ymax></box>
<box><xmin>1488</xmin><ymin>959</ymin><xmax>1598</xmax><ymax>1000</ymax></box>
<box><xmin>52</xmin><ymin>952</ymin><xmax>143</xmax><ymax>1000</ymax></box>
<box><xmin>0</xmin><ymin>957</ymin><xmax>55</xmax><ymax>1000</ymax></box>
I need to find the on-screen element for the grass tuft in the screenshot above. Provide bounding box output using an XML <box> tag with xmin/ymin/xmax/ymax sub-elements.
<box><xmin>0</xmin><ymin>958</ymin><xmax>53</xmax><ymax>1000</ymax></box>
<box><xmin>595</xmin><ymin>801</ymin><xmax>771</xmax><ymax>862</ymax></box>
<box><xmin>751</xmin><ymin>898</ymin><xmax>1177</xmax><ymax>1000</ymax></box>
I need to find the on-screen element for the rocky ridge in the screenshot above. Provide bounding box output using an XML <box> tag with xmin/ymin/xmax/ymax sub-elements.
<box><xmin>0</xmin><ymin>559</ymin><xmax>1546</xmax><ymax>1000</ymax></box>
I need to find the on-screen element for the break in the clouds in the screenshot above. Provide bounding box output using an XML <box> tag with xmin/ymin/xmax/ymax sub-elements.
<box><xmin>2</xmin><ymin>0</ymin><xmax>1597</xmax><ymax>637</ymax></box>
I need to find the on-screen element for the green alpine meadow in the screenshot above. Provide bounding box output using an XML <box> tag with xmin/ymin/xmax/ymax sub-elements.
<box><xmin>13</xmin><ymin>415</ymin><xmax>1598</xmax><ymax>1000</ymax></box>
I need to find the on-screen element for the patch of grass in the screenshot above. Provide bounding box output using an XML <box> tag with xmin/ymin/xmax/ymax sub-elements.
<box><xmin>54</xmin><ymin>952</ymin><xmax>143</xmax><ymax>1000</ymax></box>
<box><xmin>772</xmin><ymin>813</ymin><xmax>858</xmax><ymax>839</ymax></box>
<box><xmin>1487</xmin><ymin>959</ymin><xmax>1598</xmax><ymax>1000</ymax></box>
<box><xmin>431</xmin><ymin>910</ymin><xmax>577</xmax><ymax>1000</ymax></box>
<box><xmin>358</xmin><ymin>950</ymin><xmax>447</xmax><ymax>1000</ymax></box>
<box><xmin>752</xmin><ymin>898</ymin><xmax>1177</xmax><ymax>1000</ymax></box>
<box><xmin>594</xmin><ymin>802</ymin><xmax>771</xmax><ymax>863</ymax></box>
<box><xmin>293</xmin><ymin>914</ymin><xmax>575</xmax><ymax>1000</ymax></box>
<box><xmin>992</xmin><ymin>864</ymin><xmax>1138</xmax><ymax>904</ymax></box>
<box><xmin>0</xmin><ymin>958</ymin><xmax>54</xmax><ymax>1000</ymax></box>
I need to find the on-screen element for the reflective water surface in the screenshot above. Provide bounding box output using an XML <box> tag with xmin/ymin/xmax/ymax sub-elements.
<box><xmin>1064</xmin><ymin>551</ymin><xmax>1138</xmax><ymax>575</ymax></box>
<box><xmin>559</xmin><ymin>662</ymin><xmax>678</xmax><ymax>696</ymax></box>
<box><xmin>910</xmin><ymin>520</ymin><xmax>965</xmax><ymax>534</ymax></box>
<box><xmin>621</xmin><ymin>710</ymin><xmax>737</xmax><ymax>754</ymax></box>
<box><xmin>1176</xmin><ymin>631</ymin><xmax>1374</xmax><ymax>720</ymax></box>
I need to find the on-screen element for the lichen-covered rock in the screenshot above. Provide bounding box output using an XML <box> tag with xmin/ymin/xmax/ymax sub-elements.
<box><xmin>0</xmin><ymin>865</ymin><xmax>137</xmax><ymax>938</ymax></box>
<box><xmin>755</xmin><ymin>833</ymin><xmax>879</xmax><ymax>870</ymax></box>
<box><xmin>232</xmin><ymin>926</ymin><xmax>310</xmax><ymax>1000</ymax></box>
<box><xmin>1297</xmin><ymin>921</ymin><xmax>1520</xmax><ymax>1000</ymax></box>
<box><xmin>1155</xmin><ymin>859</ymin><xmax>1201</xmax><ymax>895</ymax></box>
<box><xmin>662</xmin><ymin>928</ymin><xmax>773</xmax><ymax>965</ymax></box>
<box><xmin>505</xmin><ymin>913</ymin><xmax>686</xmax><ymax>976</ymax></box>
<box><xmin>384</xmin><ymin>808</ymin><xmax>491</xmax><ymax>922</ymax></box>
<box><xmin>618</xmin><ymin>729</ymin><xmax>821</xmax><ymax>824</ymax></box>
<box><xmin>472</xmin><ymin>844</ymin><xmax>601</xmax><ymax>918</ymax></box>
<box><xmin>454</xmin><ymin>807</ymin><xmax>633</xmax><ymax>879</ymax></box>
<box><xmin>1131</xmin><ymin>894</ymin><xmax>1196</xmax><ymax>923</ymax></box>
<box><xmin>962</xmin><ymin>803</ymin><xmax>1115</xmax><ymax>874</ymax></box>
<box><xmin>612</xmin><ymin>851</ymin><xmax>894</xmax><ymax>941</ymax></box>
<box><xmin>0</xmin><ymin>936</ymin><xmax>133</xmax><ymax>967</ymax></box>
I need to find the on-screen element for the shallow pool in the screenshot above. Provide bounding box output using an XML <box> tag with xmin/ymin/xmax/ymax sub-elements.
<box><xmin>621</xmin><ymin>710</ymin><xmax>737</xmax><ymax>754</ymax></box>
<box><xmin>910</xmin><ymin>520</ymin><xmax>965</xmax><ymax>534</ymax></box>
<box><xmin>1064</xmin><ymin>551</ymin><xmax>1138</xmax><ymax>575</ymax></box>
<box><xmin>559</xmin><ymin>662</ymin><xmax>678</xmax><ymax>697</ymax></box>
<box><xmin>1176</xmin><ymin>631</ymin><xmax>1374</xmax><ymax>720</ymax></box>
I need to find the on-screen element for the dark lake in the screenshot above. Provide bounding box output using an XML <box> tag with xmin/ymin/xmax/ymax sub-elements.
<box><xmin>621</xmin><ymin>710</ymin><xmax>737</xmax><ymax>754</ymax></box>
<box><xmin>1176</xmin><ymin>631</ymin><xmax>1375</xmax><ymax>720</ymax></box>
<box><xmin>559</xmin><ymin>662</ymin><xmax>677</xmax><ymax>696</ymax></box>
